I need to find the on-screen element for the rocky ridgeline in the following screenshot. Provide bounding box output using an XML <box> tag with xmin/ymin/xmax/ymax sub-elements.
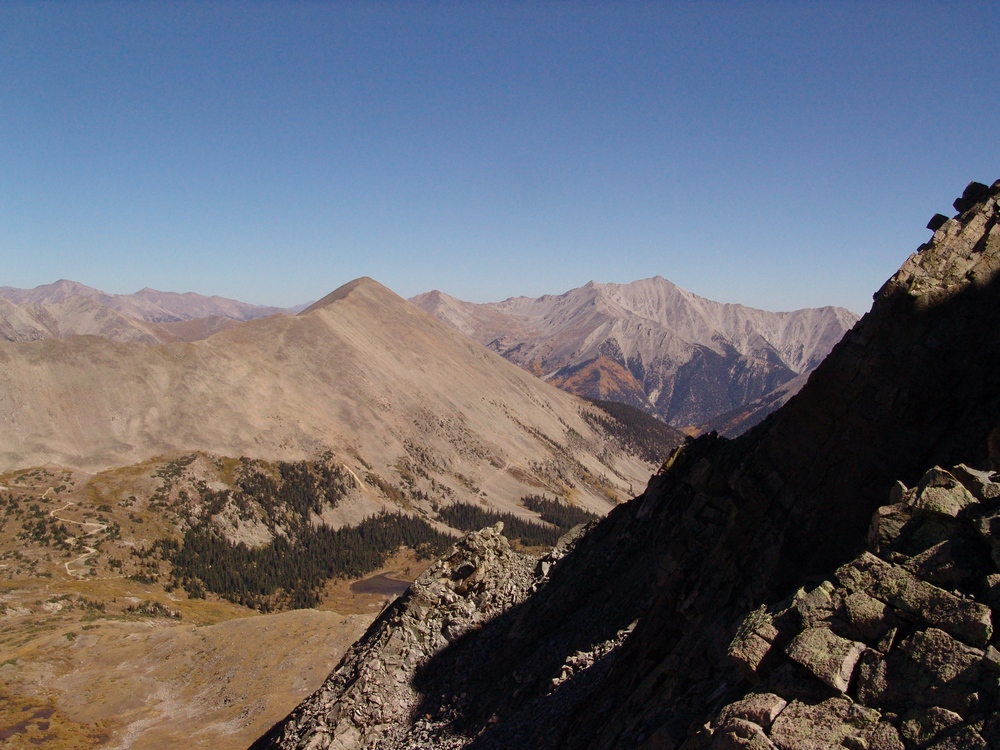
<box><xmin>252</xmin><ymin>181</ymin><xmax>1000</xmax><ymax>750</ymax></box>
<box><xmin>251</xmin><ymin>523</ymin><xmax>590</xmax><ymax>750</ymax></box>
<box><xmin>695</xmin><ymin>462</ymin><xmax>1000</xmax><ymax>750</ymax></box>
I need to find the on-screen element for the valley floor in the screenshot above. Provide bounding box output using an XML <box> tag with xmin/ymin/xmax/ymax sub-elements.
<box><xmin>0</xmin><ymin>543</ymin><xmax>426</xmax><ymax>749</ymax></box>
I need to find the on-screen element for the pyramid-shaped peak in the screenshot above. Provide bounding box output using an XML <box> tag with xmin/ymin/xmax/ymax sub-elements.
<box><xmin>298</xmin><ymin>277</ymin><xmax>401</xmax><ymax>316</ymax></box>
<box><xmin>409</xmin><ymin>289</ymin><xmax>452</xmax><ymax>305</ymax></box>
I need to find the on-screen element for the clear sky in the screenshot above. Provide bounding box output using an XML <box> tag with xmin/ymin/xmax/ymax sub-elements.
<box><xmin>2</xmin><ymin>1</ymin><xmax>997</xmax><ymax>314</ymax></box>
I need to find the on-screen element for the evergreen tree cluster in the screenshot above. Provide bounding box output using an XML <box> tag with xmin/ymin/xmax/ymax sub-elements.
<box><xmin>437</xmin><ymin>500</ymin><xmax>595</xmax><ymax>548</ymax></box>
<box><xmin>235</xmin><ymin>458</ymin><xmax>353</xmax><ymax>521</ymax></box>
<box><xmin>17</xmin><ymin>516</ymin><xmax>72</xmax><ymax>547</ymax></box>
<box><xmin>159</xmin><ymin>455</ymin><xmax>452</xmax><ymax>612</ymax></box>
<box><xmin>169</xmin><ymin>511</ymin><xmax>452</xmax><ymax>611</ymax></box>
<box><xmin>520</xmin><ymin>494</ymin><xmax>599</xmax><ymax>529</ymax></box>
<box><xmin>156</xmin><ymin>457</ymin><xmax>603</xmax><ymax>613</ymax></box>
<box><xmin>583</xmin><ymin>398</ymin><xmax>685</xmax><ymax>464</ymax></box>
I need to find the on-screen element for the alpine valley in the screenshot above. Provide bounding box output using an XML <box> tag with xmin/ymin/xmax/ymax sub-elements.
<box><xmin>4</xmin><ymin>180</ymin><xmax>999</xmax><ymax>750</ymax></box>
<box><xmin>0</xmin><ymin>273</ymin><xmax>674</xmax><ymax>747</ymax></box>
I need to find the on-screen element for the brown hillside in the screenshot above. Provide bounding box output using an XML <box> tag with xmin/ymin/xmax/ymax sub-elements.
<box><xmin>0</xmin><ymin>277</ymin><xmax>652</xmax><ymax>514</ymax></box>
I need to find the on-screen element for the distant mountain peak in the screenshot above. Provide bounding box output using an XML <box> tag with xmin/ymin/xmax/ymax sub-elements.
<box><xmin>411</xmin><ymin>277</ymin><xmax>859</xmax><ymax>430</ymax></box>
<box><xmin>0</xmin><ymin>280</ymin><xmax>310</xmax><ymax>343</ymax></box>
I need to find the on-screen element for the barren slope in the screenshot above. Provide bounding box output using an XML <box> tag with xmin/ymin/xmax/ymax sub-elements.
<box><xmin>0</xmin><ymin>277</ymin><xmax>651</xmax><ymax>514</ymax></box>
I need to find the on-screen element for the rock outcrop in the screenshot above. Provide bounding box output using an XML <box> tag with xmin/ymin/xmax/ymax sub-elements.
<box><xmin>698</xmin><ymin>462</ymin><xmax>1000</xmax><ymax>750</ymax></box>
<box><xmin>254</xmin><ymin>179</ymin><xmax>1000</xmax><ymax>750</ymax></box>
<box><xmin>250</xmin><ymin>523</ymin><xmax>564</xmax><ymax>749</ymax></box>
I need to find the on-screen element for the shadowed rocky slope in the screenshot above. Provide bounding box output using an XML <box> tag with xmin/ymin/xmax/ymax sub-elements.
<box><xmin>253</xmin><ymin>179</ymin><xmax>1000</xmax><ymax>750</ymax></box>
<box><xmin>700</xmin><ymin>461</ymin><xmax>1000</xmax><ymax>750</ymax></box>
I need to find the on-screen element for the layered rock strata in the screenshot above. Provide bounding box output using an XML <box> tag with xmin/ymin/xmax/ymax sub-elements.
<box><xmin>411</xmin><ymin>279</ymin><xmax>857</xmax><ymax>429</ymax></box>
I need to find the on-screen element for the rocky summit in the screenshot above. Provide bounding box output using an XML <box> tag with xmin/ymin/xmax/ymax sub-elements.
<box><xmin>252</xmin><ymin>179</ymin><xmax>1000</xmax><ymax>750</ymax></box>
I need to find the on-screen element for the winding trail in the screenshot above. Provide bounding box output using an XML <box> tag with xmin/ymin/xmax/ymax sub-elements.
<box><xmin>46</xmin><ymin>490</ymin><xmax>107</xmax><ymax>578</ymax></box>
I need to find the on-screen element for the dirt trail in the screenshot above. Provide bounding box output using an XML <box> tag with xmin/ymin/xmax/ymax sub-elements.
<box><xmin>46</xmin><ymin>490</ymin><xmax>107</xmax><ymax>578</ymax></box>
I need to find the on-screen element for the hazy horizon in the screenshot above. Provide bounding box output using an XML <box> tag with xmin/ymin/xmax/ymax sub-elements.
<box><xmin>3</xmin><ymin>2</ymin><xmax>998</xmax><ymax>315</ymax></box>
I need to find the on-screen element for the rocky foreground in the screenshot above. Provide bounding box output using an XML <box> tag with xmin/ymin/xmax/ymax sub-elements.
<box><xmin>253</xmin><ymin>180</ymin><xmax>1000</xmax><ymax>750</ymax></box>
<box><xmin>251</xmin><ymin>523</ymin><xmax>567</xmax><ymax>748</ymax></box>
<box><xmin>706</xmin><ymin>462</ymin><xmax>1000</xmax><ymax>750</ymax></box>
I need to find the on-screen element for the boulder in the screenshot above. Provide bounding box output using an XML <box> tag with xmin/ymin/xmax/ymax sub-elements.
<box><xmin>792</xmin><ymin>581</ymin><xmax>838</xmax><ymax>629</ymax></box>
<box><xmin>865</xmin><ymin>721</ymin><xmax>905</xmax><ymax>750</ymax></box>
<box><xmin>926</xmin><ymin>725</ymin><xmax>988</xmax><ymax>750</ymax></box>
<box><xmin>784</xmin><ymin>627</ymin><xmax>865</xmax><ymax>693</ymax></box>
<box><xmin>855</xmin><ymin>628</ymin><xmax>987</xmax><ymax>715</ymax></box>
<box><xmin>953</xmin><ymin>182</ymin><xmax>989</xmax><ymax>213</ymax></box>
<box><xmin>927</xmin><ymin>214</ymin><xmax>950</xmax><ymax>232</ymax></box>
<box><xmin>973</xmin><ymin>510</ymin><xmax>1000</xmax><ymax>570</ymax></box>
<box><xmin>711</xmin><ymin>718</ymin><xmax>778</xmax><ymax>750</ymax></box>
<box><xmin>729</xmin><ymin>606</ymin><xmax>787</xmax><ymax>682</ymax></box>
<box><xmin>903</xmin><ymin>538</ymin><xmax>989</xmax><ymax>590</ymax></box>
<box><xmin>911</xmin><ymin>468</ymin><xmax>978</xmax><ymax>518</ymax></box>
<box><xmin>715</xmin><ymin>694</ymin><xmax>787</xmax><ymax>732</ymax></box>
<box><xmin>842</xmin><ymin>590</ymin><xmax>896</xmax><ymax>644</ymax></box>
<box><xmin>961</xmin><ymin>181</ymin><xmax>992</xmax><ymax>204</ymax></box>
<box><xmin>730</xmin><ymin>632</ymin><xmax>778</xmax><ymax>684</ymax></box>
<box><xmin>900</xmin><ymin>706</ymin><xmax>963</xmax><ymax>747</ymax></box>
<box><xmin>952</xmin><ymin>464</ymin><xmax>1000</xmax><ymax>503</ymax></box>
<box><xmin>835</xmin><ymin>553</ymin><xmax>993</xmax><ymax>647</ymax></box>
<box><xmin>895</xmin><ymin>514</ymin><xmax>969</xmax><ymax>559</ymax></box>
<box><xmin>768</xmin><ymin>698</ymin><xmax>880</xmax><ymax>750</ymax></box>
<box><xmin>868</xmin><ymin>503</ymin><xmax>913</xmax><ymax>553</ymax></box>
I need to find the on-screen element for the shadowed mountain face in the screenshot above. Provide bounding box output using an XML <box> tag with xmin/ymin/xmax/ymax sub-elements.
<box><xmin>697</xmin><ymin>369</ymin><xmax>812</xmax><ymax>437</ymax></box>
<box><xmin>411</xmin><ymin>278</ymin><xmax>857</xmax><ymax>429</ymax></box>
<box><xmin>0</xmin><ymin>277</ymin><xmax>654</xmax><ymax>515</ymax></box>
<box><xmin>254</xmin><ymin>180</ymin><xmax>1000</xmax><ymax>750</ymax></box>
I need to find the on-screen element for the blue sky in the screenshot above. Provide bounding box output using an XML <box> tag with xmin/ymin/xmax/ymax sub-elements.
<box><xmin>2</xmin><ymin>2</ymin><xmax>997</xmax><ymax>314</ymax></box>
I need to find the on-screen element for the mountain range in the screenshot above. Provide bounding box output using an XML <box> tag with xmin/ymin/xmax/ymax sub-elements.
<box><xmin>0</xmin><ymin>276</ymin><xmax>858</xmax><ymax>437</ymax></box>
<box><xmin>411</xmin><ymin>278</ymin><xmax>857</xmax><ymax>430</ymax></box>
<box><xmin>0</xmin><ymin>279</ymin><xmax>308</xmax><ymax>344</ymax></box>
<box><xmin>252</xmin><ymin>184</ymin><xmax>1000</xmax><ymax>748</ymax></box>
<box><xmin>0</xmin><ymin>277</ymin><xmax>654</xmax><ymax>515</ymax></box>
